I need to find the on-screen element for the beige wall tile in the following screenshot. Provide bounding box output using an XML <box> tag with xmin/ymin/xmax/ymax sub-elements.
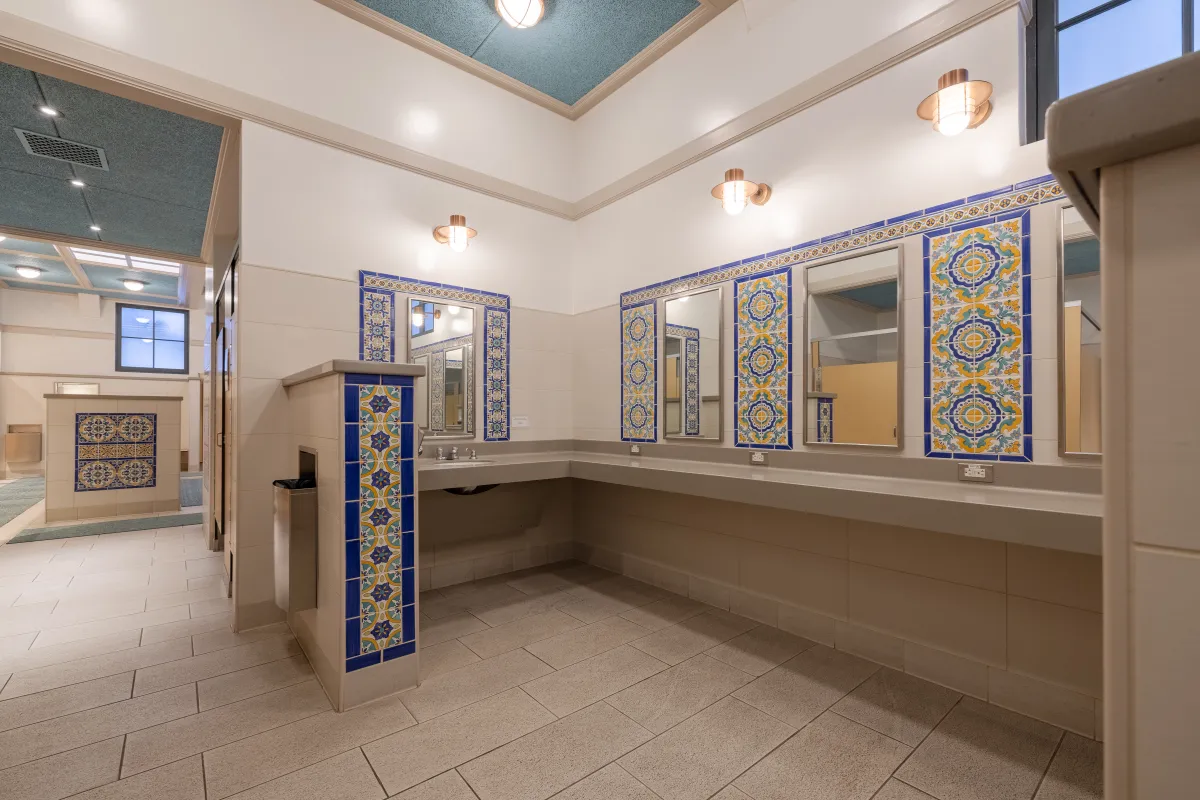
<box><xmin>1006</xmin><ymin>544</ymin><xmax>1101</xmax><ymax>613</ymax></box>
<box><xmin>688</xmin><ymin>575</ymin><xmax>730</xmax><ymax>611</ymax></box>
<box><xmin>848</xmin><ymin>562</ymin><xmax>1006</xmax><ymax>666</ymax></box>
<box><xmin>848</xmin><ymin>521</ymin><xmax>1005</xmax><ymax>592</ymax></box>
<box><xmin>836</xmin><ymin>622</ymin><xmax>905</xmax><ymax>670</ymax></box>
<box><xmin>728</xmin><ymin>588</ymin><xmax>778</xmax><ymax>627</ymax></box>
<box><xmin>777</xmin><ymin>603</ymin><xmax>837</xmax><ymax>647</ymax></box>
<box><xmin>988</xmin><ymin>667</ymin><xmax>1094</xmax><ymax>738</ymax></box>
<box><xmin>1007</xmin><ymin>596</ymin><xmax>1101</xmax><ymax>697</ymax></box>
<box><xmin>739</xmin><ymin>540</ymin><xmax>847</xmax><ymax>619</ymax></box>
<box><xmin>903</xmin><ymin>641</ymin><xmax>987</xmax><ymax>700</ymax></box>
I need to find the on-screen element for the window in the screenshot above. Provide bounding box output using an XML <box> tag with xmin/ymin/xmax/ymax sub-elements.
<box><xmin>1030</xmin><ymin>0</ymin><xmax>1196</xmax><ymax>139</ymax></box>
<box><xmin>115</xmin><ymin>304</ymin><xmax>189</xmax><ymax>374</ymax></box>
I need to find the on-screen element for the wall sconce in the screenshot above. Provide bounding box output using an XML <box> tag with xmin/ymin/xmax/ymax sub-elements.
<box><xmin>711</xmin><ymin>169</ymin><xmax>771</xmax><ymax>216</ymax></box>
<box><xmin>917</xmin><ymin>69</ymin><xmax>993</xmax><ymax>136</ymax></box>
<box><xmin>433</xmin><ymin>215</ymin><xmax>477</xmax><ymax>253</ymax></box>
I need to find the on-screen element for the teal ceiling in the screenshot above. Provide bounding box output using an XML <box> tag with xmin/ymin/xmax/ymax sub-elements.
<box><xmin>357</xmin><ymin>0</ymin><xmax>700</xmax><ymax>105</ymax></box>
<box><xmin>0</xmin><ymin>235</ymin><xmax>180</xmax><ymax>303</ymax></box>
<box><xmin>0</xmin><ymin>61</ymin><xmax>224</xmax><ymax>257</ymax></box>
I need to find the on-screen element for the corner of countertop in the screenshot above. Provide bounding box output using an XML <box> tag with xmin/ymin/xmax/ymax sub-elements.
<box><xmin>283</xmin><ymin>360</ymin><xmax>427</xmax><ymax>388</ymax></box>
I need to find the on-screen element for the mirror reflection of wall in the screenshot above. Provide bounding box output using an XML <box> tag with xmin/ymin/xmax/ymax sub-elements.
<box><xmin>1061</xmin><ymin>206</ymin><xmax>1101</xmax><ymax>455</ymax></box>
<box><xmin>805</xmin><ymin>248</ymin><xmax>900</xmax><ymax>447</ymax></box>
<box><xmin>663</xmin><ymin>288</ymin><xmax>722</xmax><ymax>441</ymax></box>
<box><xmin>408</xmin><ymin>299</ymin><xmax>475</xmax><ymax>438</ymax></box>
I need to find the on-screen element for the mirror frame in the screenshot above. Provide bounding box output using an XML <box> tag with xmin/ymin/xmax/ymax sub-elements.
<box><xmin>801</xmin><ymin>244</ymin><xmax>904</xmax><ymax>450</ymax></box>
<box><xmin>406</xmin><ymin>295</ymin><xmax>478</xmax><ymax>442</ymax></box>
<box><xmin>660</xmin><ymin>285</ymin><xmax>724</xmax><ymax>443</ymax></box>
<box><xmin>1056</xmin><ymin>205</ymin><xmax>1102</xmax><ymax>459</ymax></box>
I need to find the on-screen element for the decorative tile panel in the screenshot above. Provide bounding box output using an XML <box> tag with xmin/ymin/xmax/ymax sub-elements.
<box><xmin>358</xmin><ymin>272</ymin><xmax>509</xmax><ymax>441</ymax></box>
<box><xmin>343</xmin><ymin>374</ymin><xmax>416</xmax><ymax>673</ymax></box>
<box><xmin>666</xmin><ymin>324</ymin><xmax>700</xmax><ymax>436</ymax></box>
<box><xmin>817</xmin><ymin>398</ymin><xmax>834</xmax><ymax>443</ymax></box>
<box><xmin>621</xmin><ymin>302</ymin><xmax>657</xmax><ymax>442</ymax></box>
<box><xmin>410</xmin><ymin>334</ymin><xmax>473</xmax><ymax>359</ymax></box>
<box><xmin>429</xmin><ymin>351</ymin><xmax>446</xmax><ymax>431</ymax></box>
<box><xmin>734</xmin><ymin>269</ymin><xmax>792</xmax><ymax>449</ymax></box>
<box><xmin>924</xmin><ymin>212</ymin><xmax>1032</xmax><ymax>461</ymax></box>
<box><xmin>74</xmin><ymin>413</ymin><xmax>157</xmax><ymax>491</ymax></box>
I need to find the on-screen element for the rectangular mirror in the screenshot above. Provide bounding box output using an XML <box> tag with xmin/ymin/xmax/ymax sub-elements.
<box><xmin>1060</xmin><ymin>206</ymin><xmax>1101</xmax><ymax>456</ymax></box>
<box><xmin>663</xmin><ymin>287</ymin><xmax>722</xmax><ymax>441</ymax></box>
<box><xmin>804</xmin><ymin>247</ymin><xmax>901</xmax><ymax>447</ymax></box>
<box><xmin>407</xmin><ymin>299</ymin><xmax>475</xmax><ymax>438</ymax></box>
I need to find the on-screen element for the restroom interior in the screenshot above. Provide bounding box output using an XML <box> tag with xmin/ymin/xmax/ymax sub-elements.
<box><xmin>1</xmin><ymin>1</ymin><xmax>1199</xmax><ymax>798</ymax></box>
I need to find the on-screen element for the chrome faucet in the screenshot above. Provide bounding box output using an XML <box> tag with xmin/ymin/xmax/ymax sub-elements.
<box><xmin>449</xmin><ymin>446</ymin><xmax>459</xmax><ymax>461</ymax></box>
<box><xmin>417</xmin><ymin>427</ymin><xmax>427</xmax><ymax>456</ymax></box>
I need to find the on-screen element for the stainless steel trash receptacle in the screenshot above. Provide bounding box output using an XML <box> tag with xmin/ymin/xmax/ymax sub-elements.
<box><xmin>273</xmin><ymin>479</ymin><xmax>317</xmax><ymax>615</ymax></box>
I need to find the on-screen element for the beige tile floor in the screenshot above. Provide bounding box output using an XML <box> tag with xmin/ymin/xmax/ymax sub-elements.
<box><xmin>0</xmin><ymin>532</ymin><xmax>1104</xmax><ymax>800</ymax></box>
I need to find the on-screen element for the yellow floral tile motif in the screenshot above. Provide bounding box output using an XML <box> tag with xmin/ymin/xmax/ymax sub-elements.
<box><xmin>74</xmin><ymin>413</ymin><xmax>156</xmax><ymax>491</ymax></box>
<box><xmin>735</xmin><ymin>269</ymin><xmax>791</xmax><ymax>449</ymax></box>
<box><xmin>621</xmin><ymin>302</ymin><xmax>657</xmax><ymax>442</ymax></box>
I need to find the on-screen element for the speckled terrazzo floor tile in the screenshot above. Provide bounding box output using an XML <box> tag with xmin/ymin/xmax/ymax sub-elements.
<box><xmin>705</xmin><ymin>624</ymin><xmax>815</xmax><ymax>676</ymax></box>
<box><xmin>522</xmin><ymin>644</ymin><xmax>667</xmax><ymax>717</ymax></box>
<box><xmin>0</xmin><ymin>671</ymin><xmax>132</xmax><ymax>733</ymax></box>
<box><xmin>131</xmin><ymin>634</ymin><xmax>301</xmax><ymax>696</ymax></box>
<box><xmin>191</xmin><ymin>622</ymin><xmax>290</xmax><ymax>656</ymax></box>
<box><xmin>549</xmin><ymin>763</ymin><xmax>658</xmax><ymax>800</ymax></box>
<box><xmin>1033</xmin><ymin>733</ymin><xmax>1103</xmax><ymax>800</ymax></box>
<box><xmin>68</xmin><ymin>755</ymin><xmax>205</xmax><ymax>800</ymax></box>
<box><xmin>618</xmin><ymin>595</ymin><xmax>707</xmax><ymax>631</ymax></box>
<box><xmin>400</xmin><ymin>648</ymin><xmax>553</xmax><ymax>722</ymax></box>
<box><xmin>732</xmin><ymin>644</ymin><xmax>880</xmax><ymax>728</ymax></box>
<box><xmin>0</xmin><ymin>735</ymin><xmax>123</xmax><ymax>800</ymax></box>
<box><xmin>873</xmin><ymin>779</ymin><xmax>940</xmax><ymax>800</ymax></box>
<box><xmin>469</xmin><ymin>591</ymin><xmax>574</xmax><ymax>627</ymax></box>
<box><xmin>831</xmin><ymin>667</ymin><xmax>962</xmax><ymax>746</ymax></box>
<box><xmin>525</xmin><ymin>617</ymin><xmax>651</xmax><ymax>669</ymax></box>
<box><xmin>221</xmin><ymin>748</ymin><xmax>385</xmax><ymax>800</ymax></box>
<box><xmin>895</xmin><ymin>697</ymin><xmax>1063</xmax><ymax>800</ymax></box>
<box><xmin>618</xmin><ymin>697</ymin><xmax>794</xmax><ymax>800</ymax></box>
<box><xmin>419</xmin><ymin>639</ymin><xmax>481</xmax><ymax>681</ymax></box>
<box><xmin>0</xmin><ymin>637</ymin><xmax>191</xmax><ymax>699</ymax></box>
<box><xmin>364</xmin><ymin>687</ymin><xmax>553</xmax><ymax>795</ymax></box>
<box><xmin>420</xmin><ymin>612</ymin><xmax>489</xmax><ymax>648</ymax></box>
<box><xmin>196</xmin><ymin>654</ymin><xmax>313</xmax><ymax>710</ymax></box>
<box><xmin>392</xmin><ymin>770</ymin><xmax>478</xmax><ymax>800</ymax></box>
<box><xmin>459</xmin><ymin>608</ymin><xmax>583</xmax><ymax>659</ymax></box>
<box><xmin>628</xmin><ymin>610</ymin><xmax>759</xmax><ymax>666</ymax></box>
<box><xmin>606</xmin><ymin>654</ymin><xmax>754</xmax><ymax>734</ymax></box>
<box><xmin>459</xmin><ymin>701</ymin><xmax>653</xmax><ymax>800</ymax></box>
<box><xmin>735</xmin><ymin>711</ymin><xmax>910</xmax><ymax>800</ymax></box>
<box><xmin>0</xmin><ymin>629</ymin><xmax>141</xmax><ymax>676</ymax></box>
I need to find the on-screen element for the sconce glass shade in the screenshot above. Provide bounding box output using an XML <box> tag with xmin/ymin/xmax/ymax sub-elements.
<box><xmin>433</xmin><ymin>215</ymin><xmax>478</xmax><ymax>253</ymax></box>
<box><xmin>917</xmin><ymin>69</ymin><xmax>993</xmax><ymax>136</ymax></box>
<box><xmin>711</xmin><ymin>169</ymin><xmax>772</xmax><ymax>215</ymax></box>
<box><xmin>497</xmin><ymin>0</ymin><xmax>543</xmax><ymax>28</ymax></box>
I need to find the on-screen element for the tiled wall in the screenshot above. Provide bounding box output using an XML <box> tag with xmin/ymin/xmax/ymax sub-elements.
<box><xmin>573</xmin><ymin>481</ymin><xmax>1103</xmax><ymax>737</ymax></box>
<box><xmin>664</xmin><ymin>324</ymin><xmax>700</xmax><ymax>435</ymax></box>
<box><xmin>734</xmin><ymin>268</ymin><xmax>792</xmax><ymax>449</ymax></box>
<box><xmin>620</xmin><ymin>303</ymin><xmax>656</xmax><ymax>442</ymax></box>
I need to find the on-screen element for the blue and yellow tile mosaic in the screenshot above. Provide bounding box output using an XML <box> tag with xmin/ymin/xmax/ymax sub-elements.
<box><xmin>817</xmin><ymin>397</ymin><xmax>834</xmax><ymax>443</ymax></box>
<box><xmin>735</xmin><ymin>269</ymin><xmax>792</xmax><ymax>449</ymax></box>
<box><xmin>484</xmin><ymin>308</ymin><xmax>510</xmax><ymax>441</ymax></box>
<box><xmin>343</xmin><ymin>374</ymin><xmax>416</xmax><ymax>673</ymax></box>
<box><xmin>924</xmin><ymin>213</ymin><xmax>1032</xmax><ymax>461</ymax></box>
<box><xmin>621</xmin><ymin>303</ymin><xmax>657</xmax><ymax>442</ymax></box>
<box><xmin>74</xmin><ymin>413</ymin><xmax>157</xmax><ymax>491</ymax></box>
<box><xmin>666</xmin><ymin>324</ymin><xmax>700</xmax><ymax>436</ymax></box>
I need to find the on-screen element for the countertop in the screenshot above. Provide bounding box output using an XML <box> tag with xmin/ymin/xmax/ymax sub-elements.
<box><xmin>419</xmin><ymin>451</ymin><xmax>1102</xmax><ymax>555</ymax></box>
<box><xmin>282</xmin><ymin>360</ymin><xmax>427</xmax><ymax>388</ymax></box>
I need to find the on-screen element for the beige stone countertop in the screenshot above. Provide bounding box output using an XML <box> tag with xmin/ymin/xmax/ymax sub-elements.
<box><xmin>419</xmin><ymin>451</ymin><xmax>1102</xmax><ymax>555</ymax></box>
<box><xmin>43</xmin><ymin>394</ymin><xmax>183</xmax><ymax>400</ymax></box>
<box><xmin>282</xmin><ymin>360</ymin><xmax>427</xmax><ymax>388</ymax></box>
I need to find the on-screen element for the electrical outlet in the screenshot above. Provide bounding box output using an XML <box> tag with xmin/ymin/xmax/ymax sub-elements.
<box><xmin>958</xmin><ymin>463</ymin><xmax>994</xmax><ymax>483</ymax></box>
<box><xmin>629</xmin><ymin>444</ymin><xmax>641</xmax><ymax>455</ymax></box>
<box><xmin>750</xmin><ymin>451</ymin><xmax>768</xmax><ymax>465</ymax></box>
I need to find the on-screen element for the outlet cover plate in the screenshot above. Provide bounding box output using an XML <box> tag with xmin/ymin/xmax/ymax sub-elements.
<box><xmin>958</xmin><ymin>463</ymin><xmax>994</xmax><ymax>483</ymax></box>
<box><xmin>750</xmin><ymin>451</ymin><xmax>768</xmax><ymax>465</ymax></box>
<box><xmin>630</xmin><ymin>444</ymin><xmax>641</xmax><ymax>455</ymax></box>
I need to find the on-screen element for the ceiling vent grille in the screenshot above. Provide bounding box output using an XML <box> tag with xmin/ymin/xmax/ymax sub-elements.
<box><xmin>14</xmin><ymin>129</ymin><xmax>110</xmax><ymax>171</ymax></box>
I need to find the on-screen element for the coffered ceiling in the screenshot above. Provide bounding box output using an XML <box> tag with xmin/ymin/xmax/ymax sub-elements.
<box><xmin>0</xmin><ymin>234</ymin><xmax>185</xmax><ymax>305</ymax></box>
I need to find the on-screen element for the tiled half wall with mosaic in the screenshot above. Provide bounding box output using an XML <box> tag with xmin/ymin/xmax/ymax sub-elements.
<box><xmin>358</xmin><ymin>271</ymin><xmax>509</xmax><ymax>441</ymax></box>
<box><xmin>924</xmin><ymin>212</ymin><xmax>1032</xmax><ymax>461</ymax></box>
<box><xmin>75</xmin><ymin>412</ymin><xmax>157</xmax><ymax>491</ymax></box>
<box><xmin>735</xmin><ymin>268</ymin><xmax>793</xmax><ymax>449</ymax></box>
<box><xmin>343</xmin><ymin>373</ymin><xmax>416</xmax><ymax>673</ymax></box>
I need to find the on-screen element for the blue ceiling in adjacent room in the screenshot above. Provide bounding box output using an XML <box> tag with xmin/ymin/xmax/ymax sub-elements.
<box><xmin>0</xmin><ymin>235</ymin><xmax>181</xmax><ymax>303</ymax></box>
<box><xmin>356</xmin><ymin>0</ymin><xmax>700</xmax><ymax>105</ymax></box>
<box><xmin>0</xmin><ymin>62</ymin><xmax>224</xmax><ymax>257</ymax></box>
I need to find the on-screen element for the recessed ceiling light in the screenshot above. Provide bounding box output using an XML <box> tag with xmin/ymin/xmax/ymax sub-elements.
<box><xmin>90</xmin><ymin>225</ymin><xmax>102</xmax><ymax>232</ymax></box>
<box><xmin>123</xmin><ymin>279</ymin><xmax>145</xmax><ymax>291</ymax></box>
<box><xmin>38</xmin><ymin>105</ymin><xmax>59</xmax><ymax>117</ymax></box>
<box><xmin>16</xmin><ymin>266</ymin><xmax>43</xmax><ymax>279</ymax></box>
<box><xmin>70</xmin><ymin>179</ymin><xmax>85</xmax><ymax>187</ymax></box>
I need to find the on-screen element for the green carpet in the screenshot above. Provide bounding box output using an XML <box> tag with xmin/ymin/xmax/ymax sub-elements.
<box><xmin>10</xmin><ymin>512</ymin><xmax>203</xmax><ymax>543</ymax></box>
<box><xmin>0</xmin><ymin>477</ymin><xmax>46</xmax><ymax>526</ymax></box>
<box><xmin>180</xmin><ymin>476</ymin><xmax>202</xmax><ymax>507</ymax></box>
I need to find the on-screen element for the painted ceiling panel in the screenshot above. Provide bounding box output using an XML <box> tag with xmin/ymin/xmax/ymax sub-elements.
<box><xmin>81</xmin><ymin>263</ymin><xmax>177</xmax><ymax>297</ymax></box>
<box><xmin>357</xmin><ymin>0</ymin><xmax>700</xmax><ymax>105</ymax></box>
<box><xmin>0</xmin><ymin>251</ymin><xmax>75</xmax><ymax>284</ymax></box>
<box><xmin>0</xmin><ymin>236</ymin><xmax>59</xmax><ymax>256</ymax></box>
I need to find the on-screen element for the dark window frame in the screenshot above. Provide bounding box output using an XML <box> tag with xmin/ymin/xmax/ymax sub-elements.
<box><xmin>114</xmin><ymin>302</ymin><xmax>190</xmax><ymax>375</ymax></box>
<box><xmin>1029</xmin><ymin>0</ymin><xmax>1196</xmax><ymax>141</ymax></box>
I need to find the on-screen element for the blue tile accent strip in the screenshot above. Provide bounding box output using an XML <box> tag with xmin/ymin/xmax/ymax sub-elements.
<box><xmin>343</xmin><ymin>376</ymin><xmax>417</xmax><ymax>675</ymax></box>
<box><xmin>74</xmin><ymin>413</ymin><xmax>157</xmax><ymax>491</ymax></box>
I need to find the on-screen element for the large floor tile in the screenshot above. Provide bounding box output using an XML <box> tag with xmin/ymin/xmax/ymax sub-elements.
<box><xmin>706</xmin><ymin>626</ymin><xmax>815</xmax><ymax>676</ymax></box>
<box><xmin>619</xmin><ymin>596</ymin><xmax>708</xmax><ymax>632</ymax></box>
<box><xmin>1034</xmin><ymin>733</ymin><xmax>1103</xmax><ymax>800</ymax></box>
<box><xmin>736</xmin><ymin>711</ymin><xmax>911</xmax><ymax>800</ymax></box>
<box><xmin>896</xmin><ymin>697</ymin><xmax>1063</xmax><ymax>800</ymax></box>
<box><xmin>469</xmin><ymin>591</ymin><xmax>573</xmax><ymax>627</ymax></box>
<box><xmin>0</xmin><ymin>631</ymin><xmax>37</xmax><ymax>656</ymax></box>
<box><xmin>192</xmin><ymin>622</ymin><xmax>289</xmax><ymax>656</ymax></box>
<box><xmin>607</xmin><ymin>654</ymin><xmax>754</xmax><ymax>734</ymax></box>
<box><xmin>139</xmin><ymin>611</ymin><xmax>231</xmax><ymax>645</ymax></box>
<box><xmin>459</xmin><ymin>701</ymin><xmax>653</xmax><ymax>800</ymax></box>
<box><xmin>419</xmin><ymin>639</ymin><xmax>481</xmax><ymax>681</ymax></box>
<box><xmin>549</xmin><ymin>763</ymin><xmax>658</xmax><ymax>799</ymax></box>
<box><xmin>31</xmin><ymin>605</ymin><xmax>191</xmax><ymax>648</ymax></box>
<box><xmin>364</xmin><ymin>687</ymin><xmax>554</xmax><ymax>795</ymax></box>
<box><xmin>0</xmin><ymin>683</ymin><xmax>196</xmax><ymax>769</ymax></box>
<box><xmin>122</xmin><ymin>680</ymin><xmax>331</xmax><ymax>776</ymax></box>
<box><xmin>831</xmin><ymin>668</ymin><xmax>962</xmax><ymax>746</ymax></box>
<box><xmin>458</xmin><ymin>608</ymin><xmax>582</xmax><ymax>660</ymax></box>
<box><xmin>0</xmin><ymin>629</ymin><xmax>141</xmax><ymax>676</ymax></box>
<box><xmin>506</xmin><ymin>570</ymin><xmax>576</xmax><ymax>597</ymax></box>
<box><xmin>202</xmin><ymin>696</ymin><xmax>414</xmax><ymax>799</ymax></box>
<box><xmin>223</xmin><ymin>748</ymin><xmax>386</xmax><ymax>800</ymax></box>
<box><xmin>628</xmin><ymin>611</ymin><xmax>759</xmax><ymax>666</ymax></box>
<box><xmin>420</xmin><ymin>612</ymin><xmax>489</xmax><ymax>648</ymax></box>
<box><xmin>733</xmin><ymin>645</ymin><xmax>880</xmax><ymax>728</ymax></box>
<box><xmin>0</xmin><ymin>735</ymin><xmax>123</xmax><ymax>800</ymax></box>
<box><xmin>523</xmin><ymin>645</ymin><xmax>666</xmax><ymax>717</ymax></box>
<box><xmin>873</xmin><ymin>780</ymin><xmax>939</xmax><ymax>799</ymax></box>
<box><xmin>197</xmin><ymin>653</ymin><xmax>313</xmax><ymax>710</ymax></box>
<box><xmin>525</xmin><ymin>617</ymin><xmax>650</xmax><ymax>669</ymax></box>
<box><xmin>132</xmin><ymin>634</ymin><xmax>300</xmax><ymax>695</ymax></box>
<box><xmin>69</xmin><ymin>755</ymin><xmax>205</xmax><ymax>800</ymax></box>
<box><xmin>0</xmin><ymin>671</ymin><xmax>132</xmax><ymax>732</ymax></box>
<box><xmin>393</xmin><ymin>770</ymin><xmax>478</xmax><ymax>799</ymax></box>
<box><xmin>619</xmin><ymin>697</ymin><xmax>795</xmax><ymax>800</ymax></box>
<box><xmin>400</xmin><ymin>648</ymin><xmax>553</xmax><ymax>722</ymax></box>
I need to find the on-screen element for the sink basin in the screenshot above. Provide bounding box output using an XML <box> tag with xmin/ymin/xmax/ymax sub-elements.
<box><xmin>424</xmin><ymin>459</ymin><xmax>495</xmax><ymax>468</ymax></box>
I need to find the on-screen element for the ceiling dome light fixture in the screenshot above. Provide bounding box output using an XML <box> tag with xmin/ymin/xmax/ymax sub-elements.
<box><xmin>123</xmin><ymin>279</ymin><xmax>145</xmax><ymax>291</ymax></box>
<box><xmin>433</xmin><ymin>215</ymin><xmax>477</xmax><ymax>253</ymax></box>
<box><xmin>496</xmin><ymin>0</ymin><xmax>543</xmax><ymax>28</ymax></box>
<box><xmin>90</xmin><ymin>225</ymin><xmax>102</xmax><ymax>232</ymax></box>
<box><xmin>38</xmin><ymin>105</ymin><xmax>59</xmax><ymax>117</ymax></box>
<box><xmin>917</xmin><ymin>69</ymin><xmax>993</xmax><ymax>136</ymax></box>
<box><xmin>16</xmin><ymin>266</ymin><xmax>43</xmax><ymax>279</ymax></box>
<box><xmin>711</xmin><ymin>169</ymin><xmax>772</xmax><ymax>216</ymax></box>
<box><xmin>70</xmin><ymin>179</ymin><xmax>85</xmax><ymax>187</ymax></box>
